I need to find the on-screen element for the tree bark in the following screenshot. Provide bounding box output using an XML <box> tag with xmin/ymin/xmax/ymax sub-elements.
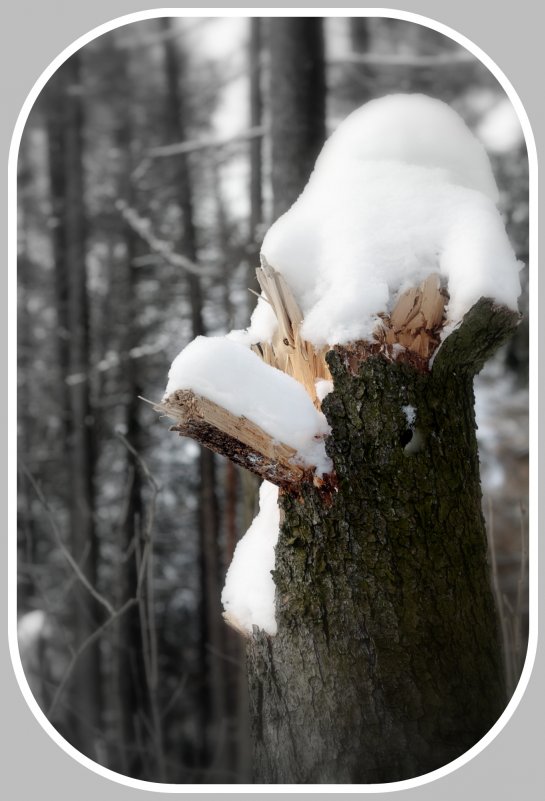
<box><xmin>267</xmin><ymin>18</ymin><xmax>326</xmax><ymax>218</ymax></box>
<box><xmin>246</xmin><ymin>299</ymin><xmax>519</xmax><ymax>783</ymax></box>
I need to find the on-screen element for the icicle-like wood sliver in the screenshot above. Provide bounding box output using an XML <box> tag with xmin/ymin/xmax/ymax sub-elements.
<box><xmin>156</xmin><ymin>263</ymin><xmax>450</xmax><ymax>486</ymax></box>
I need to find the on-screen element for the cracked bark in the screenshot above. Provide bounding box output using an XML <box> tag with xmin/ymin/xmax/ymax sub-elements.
<box><xmin>246</xmin><ymin>299</ymin><xmax>520</xmax><ymax>783</ymax></box>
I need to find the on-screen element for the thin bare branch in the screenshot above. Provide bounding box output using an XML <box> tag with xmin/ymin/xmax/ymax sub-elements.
<box><xmin>115</xmin><ymin>431</ymin><xmax>160</xmax><ymax>493</ymax></box>
<box><xmin>330</xmin><ymin>50</ymin><xmax>476</xmax><ymax>68</ymax></box>
<box><xmin>115</xmin><ymin>431</ymin><xmax>165</xmax><ymax>780</ymax></box>
<box><xmin>116</xmin><ymin>199</ymin><xmax>218</xmax><ymax>278</ymax></box>
<box><xmin>48</xmin><ymin>598</ymin><xmax>138</xmax><ymax>718</ymax></box>
<box><xmin>21</xmin><ymin>463</ymin><xmax>116</xmax><ymax>617</ymax></box>
<box><xmin>148</xmin><ymin>125</ymin><xmax>266</xmax><ymax>158</ymax></box>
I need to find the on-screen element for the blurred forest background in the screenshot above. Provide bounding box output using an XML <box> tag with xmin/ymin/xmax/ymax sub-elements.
<box><xmin>17</xmin><ymin>16</ymin><xmax>529</xmax><ymax>784</ymax></box>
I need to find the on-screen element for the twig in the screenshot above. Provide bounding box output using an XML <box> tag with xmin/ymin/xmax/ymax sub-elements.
<box><xmin>138</xmin><ymin>395</ymin><xmax>158</xmax><ymax>407</ymax></box>
<box><xmin>148</xmin><ymin>125</ymin><xmax>265</xmax><ymax>158</ymax></box>
<box><xmin>48</xmin><ymin>598</ymin><xmax>138</xmax><ymax>718</ymax></box>
<box><xmin>248</xmin><ymin>286</ymin><xmax>269</xmax><ymax>302</ymax></box>
<box><xmin>161</xmin><ymin>674</ymin><xmax>188</xmax><ymax>720</ymax></box>
<box><xmin>46</xmin><ymin>438</ymin><xmax>161</xmax><ymax>721</ymax></box>
<box><xmin>21</xmin><ymin>464</ymin><xmax>116</xmax><ymax>617</ymax></box>
<box><xmin>116</xmin><ymin>199</ymin><xmax>217</xmax><ymax>278</ymax></box>
<box><xmin>330</xmin><ymin>50</ymin><xmax>476</xmax><ymax>68</ymax></box>
<box><xmin>115</xmin><ymin>431</ymin><xmax>160</xmax><ymax>493</ymax></box>
<box><xmin>115</xmin><ymin>432</ymin><xmax>165</xmax><ymax>781</ymax></box>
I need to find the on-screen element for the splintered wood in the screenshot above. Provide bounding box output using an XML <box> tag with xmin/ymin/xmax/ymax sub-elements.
<box><xmin>253</xmin><ymin>263</ymin><xmax>447</xmax><ymax>388</ymax></box>
<box><xmin>378</xmin><ymin>273</ymin><xmax>448</xmax><ymax>359</ymax></box>
<box><xmin>251</xmin><ymin>260</ymin><xmax>331</xmax><ymax>408</ymax></box>
<box><xmin>156</xmin><ymin>264</ymin><xmax>448</xmax><ymax>488</ymax></box>
<box><xmin>155</xmin><ymin>389</ymin><xmax>309</xmax><ymax>489</ymax></box>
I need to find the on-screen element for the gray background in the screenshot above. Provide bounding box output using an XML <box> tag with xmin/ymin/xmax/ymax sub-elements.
<box><xmin>3</xmin><ymin>2</ymin><xmax>542</xmax><ymax>798</ymax></box>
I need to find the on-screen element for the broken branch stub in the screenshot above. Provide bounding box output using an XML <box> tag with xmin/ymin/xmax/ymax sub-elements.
<box><xmin>431</xmin><ymin>297</ymin><xmax>521</xmax><ymax>378</ymax></box>
<box><xmin>155</xmin><ymin>390</ymin><xmax>313</xmax><ymax>489</ymax></box>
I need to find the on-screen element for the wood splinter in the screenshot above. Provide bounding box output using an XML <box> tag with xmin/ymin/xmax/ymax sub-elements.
<box><xmin>155</xmin><ymin>389</ymin><xmax>319</xmax><ymax>490</ymax></box>
<box><xmin>155</xmin><ymin>270</ymin><xmax>450</xmax><ymax>488</ymax></box>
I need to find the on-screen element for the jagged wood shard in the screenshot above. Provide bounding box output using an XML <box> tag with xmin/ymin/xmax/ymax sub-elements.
<box><xmin>253</xmin><ymin>260</ymin><xmax>332</xmax><ymax>408</ymax></box>
<box><xmin>155</xmin><ymin>389</ymin><xmax>313</xmax><ymax>489</ymax></box>
<box><xmin>379</xmin><ymin>272</ymin><xmax>449</xmax><ymax>359</ymax></box>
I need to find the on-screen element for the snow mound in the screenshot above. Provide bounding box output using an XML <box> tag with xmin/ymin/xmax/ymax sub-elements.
<box><xmin>164</xmin><ymin>336</ymin><xmax>332</xmax><ymax>474</ymax></box>
<box><xmin>221</xmin><ymin>480</ymin><xmax>279</xmax><ymax>636</ymax></box>
<box><xmin>241</xmin><ymin>93</ymin><xmax>520</xmax><ymax>348</ymax></box>
<box><xmin>318</xmin><ymin>93</ymin><xmax>500</xmax><ymax>201</ymax></box>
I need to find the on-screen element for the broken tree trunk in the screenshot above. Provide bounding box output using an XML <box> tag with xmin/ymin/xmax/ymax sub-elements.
<box><xmin>157</xmin><ymin>274</ymin><xmax>519</xmax><ymax>782</ymax></box>
<box><xmin>246</xmin><ymin>298</ymin><xmax>519</xmax><ymax>783</ymax></box>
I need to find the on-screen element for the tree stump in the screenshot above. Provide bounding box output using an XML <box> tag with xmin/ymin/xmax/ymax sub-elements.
<box><xmin>246</xmin><ymin>299</ymin><xmax>520</xmax><ymax>783</ymax></box>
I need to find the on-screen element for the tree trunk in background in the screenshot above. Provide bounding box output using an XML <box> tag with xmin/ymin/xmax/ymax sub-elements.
<box><xmin>349</xmin><ymin>17</ymin><xmax>371</xmax><ymax>53</ymax></box>
<box><xmin>247</xmin><ymin>17</ymin><xmax>263</xmax><ymax>299</ymax></box>
<box><xmin>267</xmin><ymin>18</ymin><xmax>326</xmax><ymax>218</ymax></box>
<box><xmin>348</xmin><ymin>17</ymin><xmax>375</xmax><ymax>103</ymax></box>
<box><xmin>161</xmin><ymin>17</ymin><xmax>227</xmax><ymax>770</ymax></box>
<box><xmin>48</xmin><ymin>53</ymin><xmax>102</xmax><ymax>759</ymax></box>
<box><xmin>45</xmin><ymin>83</ymin><xmax>71</xmax><ymax>446</ymax></box>
<box><xmin>247</xmin><ymin>302</ymin><xmax>517</xmax><ymax>783</ymax></box>
<box><xmin>16</xmin><ymin>190</ymin><xmax>38</xmax><ymax>610</ymax></box>
<box><xmin>111</xmin><ymin>42</ymin><xmax>156</xmax><ymax>778</ymax></box>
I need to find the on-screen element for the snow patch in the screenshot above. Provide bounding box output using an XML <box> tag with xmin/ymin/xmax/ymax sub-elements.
<box><xmin>221</xmin><ymin>481</ymin><xmax>279</xmax><ymax>635</ymax></box>
<box><xmin>402</xmin><ymin>404</ymin><xmax>416</xmax><ymax>427</ymax></box>
<box><xmin>164</xmin><ymin>336</ymin><xmax>332</xmax><ymax>474</ymax></box>
<box><xmin>239</xmin><ymin>94</ymin><xmax>521</xmax><ymax>348</ymax></box>
<box><xmin>315</xmin><ymin>379</ymin><xmax>334</xmax><ymax>402</ymax></box>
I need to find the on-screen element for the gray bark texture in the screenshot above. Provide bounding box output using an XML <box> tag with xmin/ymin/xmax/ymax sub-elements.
<box><xmin>246</xmin><ymin>299</ymin><xmax>519</xmax><ymax>784</ymax></box>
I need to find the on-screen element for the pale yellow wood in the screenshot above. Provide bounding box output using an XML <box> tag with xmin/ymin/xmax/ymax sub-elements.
<box><xmin>254</xmin><ymin>262</ymin><xmax>332</xmax><ymax>408</ymax></box>
<box><xmin>385</xmin><ymin>272</ymin><xmax>447</xmax><ymax>358</ymax></box>
<box><xmin>155</xmin><ymin>389</ymin><xmax>308</xmax><ymax>486</ymax></box>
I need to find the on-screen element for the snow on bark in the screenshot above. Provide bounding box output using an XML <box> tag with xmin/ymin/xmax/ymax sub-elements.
<box><xmin>221</xmin><ymin>481</ymin><xmax>280</xmax><ymax>635</ymax></box>
<box><xmin>234</xmin><ymin>93</ymin><xmax>521</xmax><ymax>348</ymax></box>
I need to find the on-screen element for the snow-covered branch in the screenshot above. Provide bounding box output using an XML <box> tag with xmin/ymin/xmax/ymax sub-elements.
<box><xmin>157</xmin><ymin>336</ymin><xmax>332</xmax><ymax>487</ymax></box>
<box><xmin>156</xmin><ymin>389</ymin><xmax>312</xmax><ymax>488</ymax></box>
